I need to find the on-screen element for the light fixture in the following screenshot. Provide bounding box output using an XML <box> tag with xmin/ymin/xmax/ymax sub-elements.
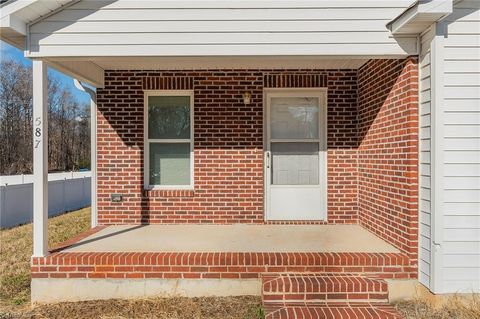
<box><xmin>243</xmin><ymin>91</ymin><xmax>252</xmax><ymax>105</ymax></box>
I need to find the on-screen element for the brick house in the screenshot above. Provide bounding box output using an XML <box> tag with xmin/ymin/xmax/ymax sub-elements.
<box><xmin>1</xmin><ymin>0</ymin><xmax>479</xmax><ymax>316</ymax></box>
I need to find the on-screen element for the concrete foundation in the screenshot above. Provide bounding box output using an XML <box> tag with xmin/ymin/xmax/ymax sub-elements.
<box><xmin>32</xmin><ymin>277</ymin><xmax>422</xmax><ymax>304</ymax></box>
<box><xmin>31</xmin><ymin>278</ymin><xmax>262</xmax><ymax>304</ymax></box>
<box><xmin>386</xmin><ymin>279</ymin><xmax>420</xmax><ymax>302</ymax></box>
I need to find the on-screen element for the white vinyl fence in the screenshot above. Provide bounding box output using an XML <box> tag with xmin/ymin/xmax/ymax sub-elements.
<box><xmin>0</xmin><ymin>171</ymin><xmax>91</xmax><ymax>229</ymax></box>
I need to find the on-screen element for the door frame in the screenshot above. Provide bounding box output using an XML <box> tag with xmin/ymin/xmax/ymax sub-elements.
<box><xmin>263</xmin><ymin>88</ymin><xmax>328</xmax><ymax>221</ymax></box>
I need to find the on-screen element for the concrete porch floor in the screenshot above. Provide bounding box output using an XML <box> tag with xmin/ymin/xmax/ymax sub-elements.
<box><xmin>62</xmin><ymin>224</ymin><xmax>399</xmax><ymax>253</ymax></box>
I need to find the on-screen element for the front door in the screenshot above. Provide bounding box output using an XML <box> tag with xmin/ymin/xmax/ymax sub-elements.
<box><xmin>265</xmin><ymin>89</ymin><xmax>327</xmax><ymax>221</ymax></box>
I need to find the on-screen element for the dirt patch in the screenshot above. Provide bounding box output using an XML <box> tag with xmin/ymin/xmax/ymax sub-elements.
<box><xmin>396</xmin><ymin>295</ymin><xmax>480</xmax><ymax>319</ymax></box>
<box><xmin>0</xmin><ymin>208</ymin><xmax>90</xmax><ymax>308</ymax></box>
<box><xmin>0</xmin><ymin>296</ymin><xmax>263</xmax><ymax>319</ymax></box>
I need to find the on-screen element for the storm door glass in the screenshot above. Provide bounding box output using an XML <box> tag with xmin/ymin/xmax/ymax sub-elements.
<box><xmin>270</xmin><ymin>97</ymin><xmax>320</xmax><ymax>185</ymax></box>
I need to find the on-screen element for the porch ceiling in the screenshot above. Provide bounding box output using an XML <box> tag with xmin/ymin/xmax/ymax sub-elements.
<box><xmin>62</xmin><ymin>224</ymin><xmax>399</xmax><ymax>253</ymax></box>
<box><xmin>46</xmin><ymin>56</ymin><xmax>370</xmax><ymax>88</ymax></box>
<box><xmin>74</xmin><ymin>56</ymin><xmax>370</xmax><ymax>70</ymax></box>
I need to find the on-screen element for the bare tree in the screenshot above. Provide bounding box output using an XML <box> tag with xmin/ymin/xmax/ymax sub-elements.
<box><xmin>0</xmin><ymin>59</ymin><xmax>90</xmax><ymax>175</ymax></box>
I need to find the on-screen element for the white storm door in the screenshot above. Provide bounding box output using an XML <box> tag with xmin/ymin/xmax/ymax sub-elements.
<box><xmin>265</xmin><ymin>89</ymin><xmax>327</xmax><ymax>221</ymax></box>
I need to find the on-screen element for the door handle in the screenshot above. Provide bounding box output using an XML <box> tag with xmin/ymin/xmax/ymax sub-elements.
<box><xmin>265</xmin><ymin>151</ymin><xmax>271</xmax><ymax>169</ymax></box>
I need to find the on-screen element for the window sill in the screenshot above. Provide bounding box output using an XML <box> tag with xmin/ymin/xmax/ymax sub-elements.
<box><xmin>143</xmin><ymin>189</ymin><xmax>195</xmax><ymax>198</ymax></box>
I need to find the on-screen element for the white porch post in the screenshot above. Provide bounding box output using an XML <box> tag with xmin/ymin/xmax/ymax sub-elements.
<box><xmin>32</xmin><ymin>60</ymin><xmax>48</xmax><ymax>257</ymax></box>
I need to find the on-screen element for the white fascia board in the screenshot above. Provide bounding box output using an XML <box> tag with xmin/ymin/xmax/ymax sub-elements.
<box><xmin>388</xmin><ymin>0</ymin><xmax>453</xmax><ymax>35</ymax></box>
<box><xmin>0</xmin><ymin>0</ymin><xmax>36</xmax><ymax>49</ymax></box>
<box><xmin>0</xmin><ymin>15</ymin><xmax>26</xmax><ymax>49</ymax></box>
<box><xmin>0</xmin><ymin>14</ymin><xmax>26</xmax><ymax>34</ymax></box>
<box><xmin>0</xmin><ymin>0</ymin><xmax>37</xmax><ymax>19</ymax></box>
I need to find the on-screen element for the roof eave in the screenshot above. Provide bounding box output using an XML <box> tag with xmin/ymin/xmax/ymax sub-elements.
<box><xmin>0</xmin><ymin>0</ymin><xmax>74</xmax><ymax>50</ymax></box>
<box><xmin>387</xmin><ymin>0</ymin><xmax>453</xmax><ymax>35</ymax></box>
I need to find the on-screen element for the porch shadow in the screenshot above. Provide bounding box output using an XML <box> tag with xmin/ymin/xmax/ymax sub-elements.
<box><xmin>56</xmin><ymin>225</ymin><xmax>147</xmax><ymax>252</ymax></box>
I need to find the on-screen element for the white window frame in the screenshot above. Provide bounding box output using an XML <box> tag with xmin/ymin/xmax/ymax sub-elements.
<box><xmin>143</xmin><ymin>90</ymin><xmax>194</xmax><ymax>190</ymax></box>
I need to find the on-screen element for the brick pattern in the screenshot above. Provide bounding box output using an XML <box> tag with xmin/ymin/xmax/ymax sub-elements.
<box><xmin>263</xmin><ymin>73</ymin><xmax>327</xmax><ymax>87</ymax></box>
<box><xmin>142</xmin><ymin>76</ymin><xmax>194</xmax><ymax>90</ymax></box>
<box><xmin>261</xmin><ymin>273</ymin><xmax>401</xmax><ymax>319</ymax></box>
<box><xmin>262</xmin><ymin>274</ymin><xmax>388</xmax><ymax>303</ymax></box>
<box><xmin>96</xmin><ymin>62</ymin><xmax>418</xmax><ymax>263</ymax></box>
<box><xmin>327</xmin><ymin>71</ymin><xmax>358</xmax><ymax>223</ymax></box>
<box><xmin>97</xmin><ymin>69</ymin><xmax>358</xmax><ymax>225</ymax></box>
<box><xmin>31</xmin><ymin>251</ymin><xmax>414</xmax><ymax>280</ymax></box>
<box><xmin>357</xmin><ymin>58</ymin><xmax>419</xmax><ymax>263</ymax></box>
<box><xmin>264</xmin><ymin>303</ymin><xmax>402</xmax><ymax>319</ymax></box>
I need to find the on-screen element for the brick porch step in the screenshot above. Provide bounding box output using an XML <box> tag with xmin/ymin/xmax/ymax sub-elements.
<box><xmin>262</xmin><ymin>273</ymin><xmax>389</xmax><ymax>304</ymax></box>
<box><xmin>264</xmin><ymin>302</ymin><xmax>402</xmax><ymax>319</ymax></box>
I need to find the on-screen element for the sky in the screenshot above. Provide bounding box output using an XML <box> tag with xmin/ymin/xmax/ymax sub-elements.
<box><xmin>0</xmin><ymin>40</ymin><xmax>91</xmax><ymax>105</ymax></box>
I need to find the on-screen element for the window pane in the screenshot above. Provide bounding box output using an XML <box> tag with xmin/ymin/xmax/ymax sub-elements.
<box><xmin>148</xmin><ymin>96</ymin><xmax>190</xmax><ymax>139</ymax></box>
<box><xmin>149</xmin><ymin>143</ymin><xmax>190</xmax><ymax>185</ymax></box>
<box><xmin>271</xmin><ymin>142</ymin><xmax>319</xmax><ymax>185</ymax></box>
<box><xmin>271</xmin><ymin>97</ymin><xmax>319</xmax><ymax>139</ymax></box>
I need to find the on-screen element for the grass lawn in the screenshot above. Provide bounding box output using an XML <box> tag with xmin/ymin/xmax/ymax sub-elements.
<box><xmin>0</xmin><ymin>208</ymin><xmax>264</xmax><ymax>319</ymax></box>
<box><xmin>1</xmin><ymin>207</ymin><xmax>479</xmax><ymax>319</ymax></box>
<box><xmin>0</xmin><ymin>207</ymin><xmax>91</xmax><ymax>309</ymax></box>
<box><xmin>396</xmin><ymin>296</ymin><xmax>480</xmax><ymax>319</ymax></box>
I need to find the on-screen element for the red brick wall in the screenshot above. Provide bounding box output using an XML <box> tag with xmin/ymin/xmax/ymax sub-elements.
<box><xmin>357</xmin><ymin>58</ymin><xmax>419</xmax><ymax>260</ymax></box>
<box><xmin>96</xmin><ymin>61</ymin><xmax>418</xmax><ymax>263</ymax></box>
<box><xmin>96</xmin><ymin>70</ymin><xmax>358</xmax><ymax>224</ymax></box>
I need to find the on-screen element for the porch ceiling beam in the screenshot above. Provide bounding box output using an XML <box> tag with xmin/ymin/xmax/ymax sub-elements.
<box><xmin>387</xmin><ymin>0</ymin><xmax>453</xmax><ymax>35</ymax></box>
<box><xmin>45</xmin><ymin>59</ymin><xmax>104</xmax><ymax>88</ymax></box>
<box><xmin>32</xmin><ymin>60</ymin><xmax>48</xmax><ymax>257</ymax></box>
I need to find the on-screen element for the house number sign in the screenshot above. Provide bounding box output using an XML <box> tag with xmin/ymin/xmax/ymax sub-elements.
<box><xmin>34</xmin><ymin>117</ymin><xmax>42</xmax><ymax>149</ymax></box>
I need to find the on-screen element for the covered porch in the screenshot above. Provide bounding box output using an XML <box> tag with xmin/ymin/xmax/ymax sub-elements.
<box><xmin>28</xmin><ymin>58</ymin><xmax>421</xmax><ymax>310</ymax></box>
<box><xmin>31</xmin><ymin>223</ymin><xmax>414</xmax><ymax>304</ymax></box>
<box><xmin>1</xmin><ymin>0</ymin><xmax>425</xmax><ymax>310</ymax></box>
<box><xmin>28</xmin><ymin>57</ymin><xmax>420</xmax><ymax>256</ymax></box>
<box><xmin>17</xmin><ymin>0</ymin><xmax>422</xmax><ymax>265</ymax></box>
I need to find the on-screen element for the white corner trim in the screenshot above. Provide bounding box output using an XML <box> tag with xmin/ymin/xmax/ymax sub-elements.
<box><xmin>74</xmin><ymin>79</ymin><xmax>97</xmax><ymax>228</ymax></box>
<box><xmin>430</xmin><ymin>21</ymin><xmax>446</xmax><ymax>295</ymax></box>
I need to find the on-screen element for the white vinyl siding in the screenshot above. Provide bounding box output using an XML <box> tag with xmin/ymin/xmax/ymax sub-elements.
<box><xmin>27</xmin><ymin>0</ymin><xmax>417</xmax><ymax>57</ymax></box>
<box><xmin>419</xmin><ymin>25</ymin><xmax>435</xmax><ymax>289</ymax></box>
<box><xmin>440</xmin><ymin>0</ymin><xmax>480</xmax><ymax>293</ymax></box>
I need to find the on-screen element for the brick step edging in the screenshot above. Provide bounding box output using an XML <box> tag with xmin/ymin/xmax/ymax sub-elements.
<box><xmin>262</xmin><ymin>273</ymin><xmax>390</xmax><ymax>305</ymax></box>
<box><xmin>31</xmin><ymin>251</ymin><xmax>415</xmax><ymax>280</ymax></box>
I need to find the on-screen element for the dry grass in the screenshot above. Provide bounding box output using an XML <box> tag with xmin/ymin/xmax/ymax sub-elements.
<box><xmin>0</xmin><ymin>296</ymin><xmax>263</xmax><ymax>319</ymax></box>
<box><xmin>0</xmin><ymin>208</ymin><xmax>90</xmax><ymax>309</ymax></box>
<box><xmin>396</xmin><ymin>294</ymin><xmax>480</xmax><ymax>319</ymax></box>
<box><xmin>0</xmin><ymin>208</ymin><xmax>263</xmax><ymax>319</ymax></box>
<box><xmin>2</xmin><ymin>208</ymin><xmax>479</xmax><ymax>319</ymax></box>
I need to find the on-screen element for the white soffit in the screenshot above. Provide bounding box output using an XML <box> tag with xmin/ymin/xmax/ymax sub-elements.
<box><xmin>388</xmin><ymin>0</ymin><xmax>453</xmax><ymax>35</ymax></box>
<box><xmin>57</xmin><ymin>56</ymin><xmax>371</xmax><ymax>70</ymax></box>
